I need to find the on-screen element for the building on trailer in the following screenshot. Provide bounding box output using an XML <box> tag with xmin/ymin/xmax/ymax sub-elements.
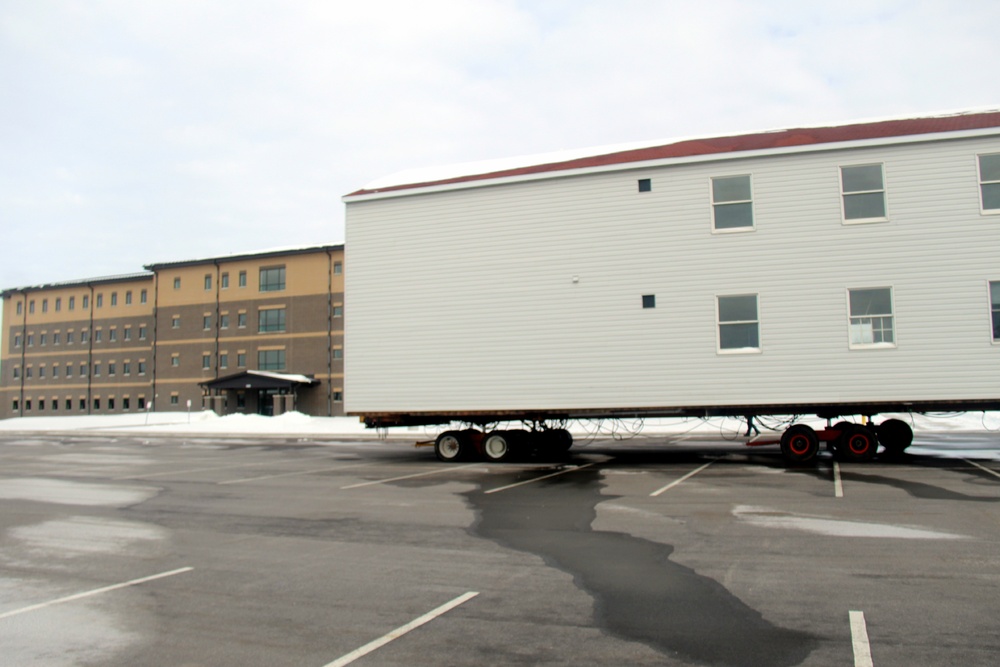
<box><xmin>1</xmin><ymin>244</ymin><xmax>346</xmax><ymax>419</ymax></box>
<box><xmin>343</xmin><ymin>109</ymin><xmax>1000</xmax><ymax>463</ymax></box>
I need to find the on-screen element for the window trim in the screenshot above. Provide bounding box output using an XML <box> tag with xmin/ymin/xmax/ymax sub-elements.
<box><xmin>989</xmin><ymin>280</ymin><xmax>1000</xmax><ymax>344</ymax></box>
<box><xmin>710</xmin><ymin>174</ymin><xmax>755</xmax><ymax>234</ymax></box>
<box><xmin>846</xmin><ymin>286</ymin><xmax>896</xmax><ymax>349</ymax></box>
<box><xmin>978</xmin><ymin>153</ymin><xmax>1000</xmax><ymax>215</ymax></box>
<box><xmin>840</xmin><ymin>163</ymin><xmax>889</xmax><ymax>224</ymax></box>
<box><xmin>715</xmin><ymin>293</ymin><xmax>762</xmax><ymax>354</ymax></box>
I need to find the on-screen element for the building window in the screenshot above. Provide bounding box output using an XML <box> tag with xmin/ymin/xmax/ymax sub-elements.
<box><xmin>93</xmin><ymin>363</ymin><xmax>101</xmax><ymax>377</ymax></box>
<box><xmin>66</xmin><ymin>399</ymin><xmax>72</xmax><ymax>410</ymax></box>
<box><xmin>12</xmin><ymin>400</ymin><xmax>18</xmax><ymax>411</ymax></box>
<box><xmin>29</xmin><ymin>300</ymin><xmax>35</xmax><ymax>314</ymax></box>
<box><xmin>237</xmin><ymin>353</ymin><xmax>247</xmax><ymax>368</ymax></box>
<box><xmin>16</xmin><ymin>301</ymin><xmax>22</xmax><ymax>315</ymax></box>
<box><xmin>79</xmin><ymin>398</ymin><xmax>86</xmax><ymax>410</ymax></box>
<box><xmin>12</xmin><ymin>367</ymin><xmax>19</xmax><ymax>379</ymax></box>
<box><xmin>219</xmin><ymin>353</ymin><xmax>229</xmax><ymax>369</ymax></box>
<box><xmin>69</xmin><ymin>296</ymin><xmax>75</xmax><ymax>310</ymax></box>
<box><xmin>717</xmin><ymin>294</ymin><xmax>760</xmax><ymax>352</ymax></box>
<box><xmin>171</xmin><ymin>355</ymin><xmax>180</xmax><ymax>367</ymax></box>
<box><xmin>52</xmin><ymin>365</ymin><xmax>58</xmax><ymax>378</ymax></box>
<box><xmin>711</xmin><ymin>175</ymin><xmax>754</xmax><ymax>231</ymax></box>
<box><xmin>123</xmin><ymin>397</ymin><xmax>130</xmax><ymax>410</ymax></box>
<box><xmin>172</xmin><ymin>316</ymin><xmax>180</xmax><ymax>329</ymax></box>
<box><xmin>55</xmin><ymin>297</ymin><xmax>61</xmax><ymax>311</ymax></box>
<box><xmin>25</xmin><ymin>399</ymin><xmax>31</xmax><ymax>411</ymax></box>
<box><xmin>333</xmin><ymin>305</ymin><xmax>343</xmax><ymax>318</ymax></box>
<box><xmin>138</xmin><ymin>361</ymin><xmax>147</xmax><ymax>375</ymax></box>
<box><xmin>14</xmin><ymin>334</ymin><xmax>21</xmax><ymax>348</ymax></box>
<box><xmin>139</xmin><ymin>326</ymin><xmax>147</xmax><ymax>340</ymax></box>
<box><xmin>205</xmin><ymin>274</ymin><xmax>212</xmax><ymax>290</ymax></box>
<box><xmin>96</xmin><ymin>294</ymin><xmax>103</xmax><ymax>308</ymax></box>
<box><xmin>125</xmin><ymin>290</ymin><xmax>132</xmax><ymax>305</ymax></box>
<box><xmin>239</xmin><ymin>270</ymin><xmax>247</xmax><ymax>287</ymax></box>
<box><xmin>140</xmin><ymin>289</ymin><xmax>147</xmax><ymax>304</ymax></box>
<box><xmin>80</xmin><ymin>363</ymin><xmax>87</xmax><ymax>376</ymax></box>
<box><xmin>334</xmin><ymin>261</ymin><xmax>343</xmax><ymax>275</ymax></box>
<box><xmin>848</xmin><ymin>287</ymin><xmax>895</xmax><ymax>347</ymax></box>
<box><xmin>170</xmin><ymin>395</ymin><xmax>179</xmax><ymax>405</ymax></box>
<box><xmin>109</xmin><ymin>329</ymin><xmax>117</xmax><ymax>342</ymax></box>
<box><xmin>39</xmin><ymin>399</ymin><xmax>45</xmax><ymax>411</ymax></box>
<box><xmin>40</xmin><ymin>333</ymin><xmax>47</xmax><ymax>346</ymax></box>
<box><xmin>82</xmin><ymin>295</ymin><xmax>89</xmax><ymax>309</ymax></box>
<box><xmin>123</xmin><ymin>362</ymin><xmax>131</xmax><ymax>375</ymax></box>
<box><xmin>124</xmin><ymin>327</ymin><xmax>132</xmax><ymax>341</ymax></box>
<box><xmin>38</xmin><ymin>366</ymin><xmax>45</xmax><ymax>378</ymax></box>
<box><xmin>108</xmin><ymin>363</ymin><xmax>116</xmax><ymax>376</ymax></box>
<box><xmin>65</xmin><ymin>363</ymin><xmax>72</xmax><ymax>378</ymax></box>
<box><xmin>93</xmin><ymin>398</ymin><xmax>101</xmax><ymax>410</ymax></box>
<box><xmin>238</xmin><ymin>313</ymin><xmax>247</xmax><ymax>328</ymax></box>
<box><xmin>221</xmin><ymin>272</ymin><xmax>229</xmax><ymax>288</ymax></box>
<box><xmin>979</xmin><ymin>154</ymin><xmax>1000</xmax><ymax>212</ymax></box>
<box><xmin>259</xmin><ymin>266</ymin><xmax>286</xmax><ymax>292</ymax></box>
<box><xmin>202</xmin><ymin>354</ymin><xmax>211</xmax><ymax>370</ymax></box>
<box><xmin>220</xmin><ymin>314</ymin><xmax>230</xmax><ymax>329</ymax></box>
<box><xmin>53</xmin><ymin>332</ymin><xmax>61</xmax><ymax>345</ymax></box>
<box><xmin>638</xmin><ymin>178</ymin><xmax>652</xmax><ymax>193</ymax></box>
<box><xmin>333</xmin><ymin>348</ymin><xmax>343</xmax><ymax>359</ymax></box>
<box><xmin>110</xmin><ymin>292</ymin><xmax>118</xmax><ymax>306</ymax></box>
<box><xmin>642</xmin><ymin>295</ymin><xmax>655</xmax><ymax>309</ymax></box>
<box><xmin>67</xmin><ymin>331</ymin><xmax>74</xmax><ymax>344</ymax></box>
<box><xmin>258</xmin><ymin>308</ymin><xmax>286</xmax><ymax>333</ymax></box>
<box><xmin>138</xmin><ymin>397</ymin><xmax>146</xmax><ymax>409</ymax></box>
<box><xmin>94</xmin><ymin>330</ymin><xmax>101</xmax><ymax>343</ymax></box>
<box><xmin>258</xmin><ymin>349</ymin><xmax>286</xmax><ymax>371</ymax></box>
<box><xmin>42</xmin><ymin>299</ymin><xmax>48</xmax><ymax>313</ymax></box>
<box><xmin>989</xmin><ymin>281</ymin><xmax>1000</xmax><ymax>341</ymax></box>
<box><xmin>81</xmin><ymin>330</ymin><xmax>89</xmax><ymax>343</ymax></box>
<box><xmin>841</xmin><ymin>164</ymin><xmax>887</xmax><ymax>221</ymax></box>
<box><xmin>203</xmin><ymin>315</ymin><xmax>212</xmax><ymax>330</ymax></box>
<box><xmin>333</xmin><ymin>391</ymin><xmax>343</xmax><ymax>402</ymax></box>
<box><xmin>173</xmin><ymin>277</ymin><xmax>181</xmax><ymax>289</ymax></box>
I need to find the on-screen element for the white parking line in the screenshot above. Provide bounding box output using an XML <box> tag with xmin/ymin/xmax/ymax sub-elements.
<box><xmin>484</xmin><ymin>463</ymin><xmax>597</xmax><ymax>494</ymax></box>
<box><xmin>961</xmin><ymin>458</ymin><xmax>1000</xmax><ymax>480</ymax></box>
<box><xmin>323</xmin><ymin>591</ymin><xmax>479</xmax><ymax>667</ymax></box>
<box><xmin>0</xmin><ymin>567</ymin><xmax>194</xmax><ymax>620</ymax></box>
<box><xmin>219</xmin><ymin>461</ymin><xmax>377</xmax><ymax>485</ymax></box>
<box><xmin>650</xmin><ymin>459</ymin><xmax>718</xmax><ymax>497</ymax></box>
<box><xmin>340</xmin><ymin>464</ymin><xmax>477</xmax><ymax>489</ymax></box>
<box><xmin>833</xmin><ymin>461</ymin><xmax>844</xmax><ymax>498</ymax></box>
<box><xmin>849</xmin><ymin>610</ymin><xmax>874</xmax><ymax>667</ymax></box>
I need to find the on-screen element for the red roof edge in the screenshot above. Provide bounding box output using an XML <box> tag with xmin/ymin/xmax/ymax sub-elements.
<box><xmin>347</xmin><ymin>110</ymin><xmax>1000</xmax><ymax>197</ymax></box>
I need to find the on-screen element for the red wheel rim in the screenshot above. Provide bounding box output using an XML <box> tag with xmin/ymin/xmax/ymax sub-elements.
<box><xmin>790</xmin><ymin>435</ymin><xmax>810</xmax><ymax>455</ymax></box>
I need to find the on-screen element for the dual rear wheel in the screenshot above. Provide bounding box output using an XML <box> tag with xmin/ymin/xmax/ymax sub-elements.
<box><xmin>435</xmin><ymin>428</ymin><xmax>573</xmax><ymax>462</ymax></box>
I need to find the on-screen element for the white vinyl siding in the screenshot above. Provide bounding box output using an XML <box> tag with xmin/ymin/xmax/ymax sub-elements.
<box><xmin>841</xmin><ymin>163</ymin><xmax>887</xmax><ymax>222</ymax></box>
<box><xmin>346</xmin><ymin>132</ymin><xmax>1000</xmax><ymax>414</ymax></box>
<box><xmin>979</xmin><ymin>153</ymin><xmax>1000</xmax><ymax>213</ymax></box>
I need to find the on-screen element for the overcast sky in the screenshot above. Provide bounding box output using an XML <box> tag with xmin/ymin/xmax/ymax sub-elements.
<box><xmin>2</xmin><ymin>0</ymin><xmax>1000</xmax><ymax>292</ymax></box>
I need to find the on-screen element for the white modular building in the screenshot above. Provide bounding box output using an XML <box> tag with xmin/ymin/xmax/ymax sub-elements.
<box><xmin>343</xmin><ymin>110</ymin><xmax>1000</xmax><ymax>433</ymax></box>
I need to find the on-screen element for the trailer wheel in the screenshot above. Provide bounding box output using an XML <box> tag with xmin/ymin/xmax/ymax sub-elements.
<box><xmin>435</xmin><ymin>431</ymin><xmax>467</xmax><ymax>462</ymax></box>
<box><xmin>830</xmin><ymin>421</ymin><xmax>852</xmax><ymax>451</ymax></box>
<box><xmin>780</xmin><ymin>425</ymin><xmax>819</xmax><ymax>465</ymax></box>
<box><xmin>483</xmin><ymin>431</ymin><xmax>517</xmax><ymax>462</ymax></box>
<box><xmin>835</xmin><ymin>425</ymin><xmax>878</xmax><ymax>462</ymax></box>
<box><xmin>877</xmin><ymin>419</ymin><xmax>913</xmax><ymax>457</ymax></box>
<box><xmin>547</xmin><ymin>428</ymin><xmax>573</xmax><ymax>453</ymax></box>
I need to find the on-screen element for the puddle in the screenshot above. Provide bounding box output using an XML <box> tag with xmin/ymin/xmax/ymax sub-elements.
<box><xmin>0</xmin><ymin>478</ymin><xmax>157</xmax><ymax>507</ymax></box>
<box><xmin>466</xmin><ymin>468</ymin><xmax>816</xmax><ymax>666</ymax></box>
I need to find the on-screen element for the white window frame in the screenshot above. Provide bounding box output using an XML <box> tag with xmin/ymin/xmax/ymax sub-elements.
<box><xmin>847</xmin><ymin>287</ymin><xmax>896</xmax><ymax>349</ymax></box>
<box><xmin>716</xmin><ymin>293</ymin><xmax>761</xmax><ymax>354</ymax></box>
<box><xmin>989</xmin><ymin>280</ymin><xmax>1000</xmax><ymax>344</ymax></box>
<box><xmin>978</xmin><ymin>153</ymin><xmax>1000</xmax><ymax>215</ymax></box>
<box><xmin>840</xmin><ymin>163</ymin><xmax>888</xmax><ymax>224</ymax></box>
<box><xmin>710</xmin><ymin>174</ymin><xmax>755</xmax><ymax>233</ymax></box>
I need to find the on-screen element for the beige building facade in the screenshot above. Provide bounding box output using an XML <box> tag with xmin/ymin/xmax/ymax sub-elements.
<box><xmin>1</xmin><ymin>244</ymin><xmax>344</xmax><ymax>419</ymax></box>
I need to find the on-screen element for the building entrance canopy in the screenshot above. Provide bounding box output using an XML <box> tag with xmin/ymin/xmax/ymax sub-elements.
<box><xmin>200</xmin><ymin>370</ymin><xmax>320</xmax><ymax>391</ymax></box>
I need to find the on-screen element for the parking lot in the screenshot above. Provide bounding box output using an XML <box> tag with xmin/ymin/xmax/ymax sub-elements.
<box><xmin>0</xmin><ymin>430</ymin><xmax>998</xmax><ymax>666</ymax></box>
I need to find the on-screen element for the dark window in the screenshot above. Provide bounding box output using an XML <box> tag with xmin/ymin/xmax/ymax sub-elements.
<box><xmin>138</xmin><ymin>397</ymin><xmax>146</xmax><ymax>409</ymax></box>
<box><xmin>239</xmin><ymin>271</ymin><xmax>247</xmax><ymax>287</ymax></box>
<box><xmin>109</xmin><ymin>329</ymin><xmax>117</xmax><ymax>342</ymax></box>
<box><xmin>220</xmin><ymin>314</ymin><xmax>230</xmax><ymax>329</ymax></box>
<box><xmin>221</xmin><ymin>273</ymin><xmax>229</xmax><ymax>288</ymax></box>
<box><xmin>96</xmin><ymin>294</ymin><xmax>103</xmax><ymax>308</ymax></box>
<box><xmin>173</xmin><ymin>277</ymin><xmax>181</xmax><ymax>289</ymax></box>
<box><xmin>333</xmin><ymin>305</ymin><xmax>343</xmax><ymax>318</ymax></box>
<box><xmin>138</xmin><ymin>361</ymin><xmax>147</xmax><ymax>375</ymax></box>
<box><xmin>238</xmin><ymin>313</ymin><xmax>247</xmax><ymax>328</ymax></box>
<box><xmin>55</xmin><ymin>297</ymin><xmax>61</xmax><ymax>311</ymax></box>
<box><xmin>170</xmin><ymin>395</ymin><xmax>179</xmax><ymax>405</ymax></box>
<box><xmin>638</xmin><ymin>178</ymin><xmax>651</xmax><ymax>192</ymax></box>
<box><xmin>139</xmin><ymin>326</ymin><xmax>147</xmax><ymax>340</ymax></box>
<box><xmin>93</xmin><ymin>398</ymin><xmax>100</xmax><ymax>410</ymax></box>
<box><xmin>258</xmin><ymin>308</ymin><xmax>286</xmax><ymax>333</ymax></box>
<box><xmin>140</xmin><ymin>289</ymin><xmax>147</xmax><ymax>304</ymax></box>
<box><xmin>219</xmin><ymin>353</ymin><xmax>228</xmax><ymax>369</ymax></box>
<box><xmin>334</xmin><ymin>261</ymin><xmax>343</xmax><ymax>275</ymax></box>
<box><xmin>108</xmin><ymin>397</ymin><xmax>115</xmax><ymax>410</ymax></box>
<box><xmin>237</xmin><ymin>353</ymin><xmax>246</xmax><ymax>367</ymax></box>
<box><xmin>82</xmin><ymin>295</ymin><xmax>89</xmax><ymax>309</ymax></box>
<box><xmin>202</xmin><ymin>354</ymin><xmax>211</xmax><ymax>370</ymax></box>
<box><xmin>991</xmin><ymin>281</ymin><xmax>1000</xmax><ymax>341</ymax></box>
<box><xmin>123</xmin><ymin>362</ymin><xmax>131</xmax><ymax>375</ymax></box>
<box><xmin>16</xmin><ymin>301</ymin><xmax>22</xmax><ymax>315</ymax></box>
<box><xmin>42</xmin><ymin>299</ymin><xmax>48</xmax><ymax>313</ymax></box>
<box><xmin>205</xmin><ymin>274</ymin><xmax>212</xmax><ymax>290</ymax></box>
<box><xmin>203</xmin><ymin>315</ymin><xmax>212</xmax><ymax>330</ymax></box>
<box><xmin>259</xmin><ymin>266</ymin><xmax>286</xmax><ymax>292</ymax></box>
<box><xmin>69</xmin><ymin>296</ymin><xmax>75</xmax><ymax>310</ymax></box>
<box><xmin>123</xmin><ymin>397</ymin><xmax>130</xmax><ymax>410</ymax></box>
<box><xmin>110</xmin><ymin>292</ymin><xmax>117</xmax><ymax>306</ymax></box>
<box><xmin>125</xmin><ymin>291</ymin><xmax>132</xmax><ymax>305</ymax></box>
<box><xmin>642</xmin><ymin>294</ymin><xmax>656</xmax><ymax>309</ymax></box>
<box><xmin>258</xmin><ymin>349</ymin><xmax>286</xmax><ymax>371</ymax></box>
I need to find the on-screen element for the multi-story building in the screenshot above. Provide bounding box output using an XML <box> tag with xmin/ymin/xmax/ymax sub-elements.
<box><xmin>0</xmin><ymin>273</ymin><xmax>156</xmax><ymax>419</ymax></box>
<box><xmin>1</xmin><ymin>244</ymin><xmax>345</xmax><ymax>419</ymax></box>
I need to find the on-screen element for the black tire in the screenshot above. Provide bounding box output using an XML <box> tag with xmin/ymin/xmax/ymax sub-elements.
<box><xmin>546</xmin><ymin>428</ymin><xmax>573</xmax><ymax>453</ymax></box>
<box><xmin>835</xmin><ymin>424</ymin><xmax>878</xmax><ymax>462</ymax></box>
<box><xmin>877</xmin><ymin>419</ymin><xmax>913</xmax><ymax>456</ymax></box>
<box><xmin>483</xmin><ymin>430</ymin><xmax>519</xmax><ymax>462</ymax></box>
<box><xmin>435</xmin><ymin>430</ymin><xmax>467</xmax><ymax>462</ymax></box>
<box><xmin>829</xmin><ymin>421</ymin><xmax>853</xmax><ymax>452</ymax></box>
<box><xmin>780</xmin><ymin>424</ymin><xmax>820</xmax><ymax>465</ymax></box>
